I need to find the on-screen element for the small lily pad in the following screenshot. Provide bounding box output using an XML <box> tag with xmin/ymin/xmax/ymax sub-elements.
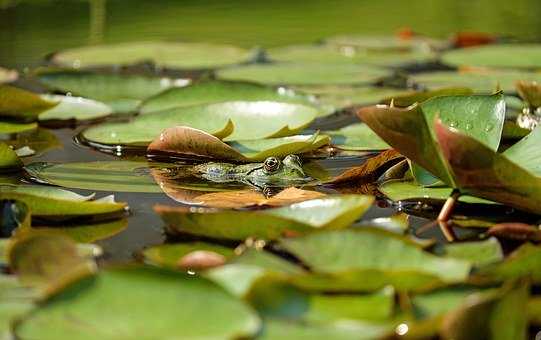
<box><xmin>140</xmin><ymin>80</ymin><xmax>320</xmax><ymax>114</ymax></box>
<box><xmin>83</xmin><ymin>101</ymin><xmax>319</xmax><ymax>145</ymax></box>
<box><xmin>442</xmin><ymin>44</ymin><xmax>541</xmax><ymax>69</ymax></box>
<box><xmin>15</xmin><ymin>266</ymin><xmax>260</xmax><ymax>340</ymax></box>
<box><xmin>0</xmin><ymin>67</ymin><xmax>18</xmax><ymax>83</ymax></box>
<box><xmin>38</xmin><ymin>95</ymin><xmax>112</xmax><ymax>122</ymax></box>
<box><xmin>156</xmin><ymin>195</ymin><xmax>374</xmax><ymax>240</ymax></box>
<box><xmin>216</xmin><ymin>63</ymin><xmax>390</xmax><ymax>86</ymax></box>
<box><xmin>51</xmin><ymin>41</ymin><xmax>256</xmax><ymax>69</ymax></box>
<box><xmin>0</xmin><ymin>85</ymin><xmax>58</xmax><ymax>121</ymax></box>
<box><xmin>142</xmin><ymin>242</ymin><xmax>235</xmax><ymax>270</ymax></box>
<box><xmin>326</xmin><ymin>123</ymin><xmax>389</xmax><ymax>151</ymax></box>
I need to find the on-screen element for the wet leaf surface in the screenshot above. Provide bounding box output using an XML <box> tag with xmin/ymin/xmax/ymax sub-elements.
<box><xmin>0</xmin><ymin>85</ymin><xmax>57</xmax><ymax>121</ymax></box>
<box><xmin>0</xmin><ymin>143</ymin><xmax>22</xmax><ymax>172</ymax></box>
<box><xmin>38</xmin><ymin>94</ymin><xmax>112</xmax><ymax>122</ymax></box>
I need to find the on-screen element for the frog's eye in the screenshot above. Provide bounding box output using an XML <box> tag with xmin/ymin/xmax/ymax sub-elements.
<box><xmin>263</xmin><ymin>157</ymin><xmax>281</xmax><ymax>173</ymax></box>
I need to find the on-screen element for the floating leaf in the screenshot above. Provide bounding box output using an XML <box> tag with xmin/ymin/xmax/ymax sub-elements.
<box><xmin>281</xmin><ymin>229</ymin><xmax>471</xmax><ymax>285</ymax></box>
<box><xmin>326</xmin><ymin>123</ymin><xmax>389</xmax><ymax>151</ymax></box>
<box><xmin>36</xmin><ymin>70</ymin><xmax>187</xmax><ymax>113</ymax></box>
<box><xmin>477</xmin><ymin>243</ymin><xmax>541</xmax><ymax>282</ymax></box>
<box><xmin>140</xmin><ymin>80</ymin><xmax>319</xmax><ymax>114</ymax></box>
<box><xmin>0</xmin><ymin>67</ymin><xmax>18</xmax><ymax>83</ymax></box>
<box><xmin>0</xmin><ymin>143</ymin><xmax>22</xmax><ymax>172</ymax></box>
<box><xmin>142</xmin><ymin>242</ymin><xmax>235</xmax><ymax>270</ymax></box>
<box><xmin>51</xmin><ymin>41</ymin><xmax>255</xmax><ymax>69</ymax></box>
<box><xmin>0</xmin><ymin>85</ymin><xmax>58</xmax><ymax>121</ymax></box>
<box><xmin>411</xmin><ymin>70</ymin><xmax>541</xmax><ymax>92</ymax></box>
<box><xmin>15</xmin><ymin>266</ymin><xmax>260</xmax><ymax>340</ymax></box>
<box><xmin>25</xmin><ymin>161</ymin><xmax>166</xmax><ymax>193</ymax></box>
<box><xmin>325</xmin><ymin>34</ymin><xmax>445</xmax><ymax>51</ymax></box>
<box><xmin>0</xmin><ymin>184</ymin><xmax>127</xmax><ymax>218</ymax></box>
<box><xmin>358</xmin><ymin>93</ymin><xmax>505</xmax><ymax>186</ymax></box>
<box><xmin>436</xmin><ymin>237</ymin><xmax>503</xmax><ymax>267</ymax></box>
<box><xmin>0</xmin><ymin>274</ymin><xmax>36</xmax><ymax>339</ymax></box>
<box><xmin>216</xmin><ymin>63</ymin><xmax>390</xmax><ymax>86</ymax></box>
<box><xmin>38</xmin><ymin>95</ymin><xmax>112</xmax><ymax>122</ymax></box>
<box><xmin>3</xmin><ymin>128</ymin><xmax>61</xmax><ymax>157</ymax></box>
<box><xmin>380</xmin><ymin>87</ymin><xmax>474</xmax><ymax>107</ymax></box>
<box><xmin>442</xmin><ymin>44</ymin><xmax>541</xmax><ymax>69</ymax></box>
<box><xmin>83</xmin><ymin>101</ymin><xmax>318</xmax><ymax>145</ymax></box>
<box><xmin>156</xmin><ymin>195</ymin><xmax>373</xmax><ymax>240</ymax></box>
<box><xmin>0</xmin><ymin>121</ymin><xmax>37</xmax><ymax>134</ymax></box>
<box><xmin>147</xmin><ymin>126</ymin><xmax>328</xmax><ymax>161</ymax></box>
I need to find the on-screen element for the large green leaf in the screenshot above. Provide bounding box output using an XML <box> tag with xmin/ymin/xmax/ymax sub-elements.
<box><xmin>38</xmin><ymin>95</ymin><xmax>112</xmax><ymax>122</ymax></box>
<box><xmin>0</xmin><ymin>143</ymin><xmax>22</xmax><ymax>172</ymax></box>
<box><xmin>442</xmin><ymin>44</ymin><xmax>541</xmax><ymax>69</ymax></box>
<box><xmin>477</xmin><ymin>243</ymin><xmax>541</xmax><ymax>282</ymax></box>
<box><xmin>0</xmin><ymin>184</ymin><xmax>127</xmax><ymax>217</ymax></box>
<box><xmin>281</xmin><ymin>229</ymin><xmax>471</xmax><ymax>284</ymax></box>
<box><xmin>51</xmin><ymin>41</ymin><xmax>255</xmax><ymax>69</ymax></box>
<box><xmin>358</xmin><ymin>93</ymin><xmax>506</xmax><ymax>186</ymax></box>
<box><xmin>0</xmin><ymin>85</ymin><xmax>58</xmax><ymax>121</ymax></box>
<box><xmin>411</xmin><ymin>70</ymin><xmax>541</xmax><ymax>92</ymax></box>
<box><xmin>15</xmin><ymin>266</ymin><xmax>260</xmax><ymax>340</ymax></box>
<box><xmin>216</xmin><ymin>63</ymin><xmax>390</xmax><ymax>86</ymax></box>
<box><xmin>156</xmin><ymin>195</ymin><xmax>374</xmax><ymax>240</ymax></box>
<box><xmin>326</xmin><ymin>123</ymin><xmax>389</xmax><ymax>151</ymax></box>
<box><xmin>147</xmin><ymin>126</ymin><xmax>329</xmax><ymax>161</ymax></box>
<box><xmin>140</xmin><ymin>80</ymin><xmax>319</xmax><ymax>114</ymax></box>
<box><xmin>434</xmin><ymin>120</ymin><xmax>541</xmax><ymax>214</ymax></box>
<box><xmin>36</xmin><ymin>70</ymin><xmax>187</xmax><ymax>113</ymax></box>
<box><xmin>0</xmin><ymin>67</ymin><xmax>17</xmax><ymax>83</ymax></box>
<box><xmin>83</xmin><ymin>101</ymin><xmax>318</xmax><ymax>145</ymax></box>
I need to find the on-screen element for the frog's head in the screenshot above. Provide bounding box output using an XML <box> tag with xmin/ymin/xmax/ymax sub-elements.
<box><xmin>247</xmin><ymin>154</ymin><xmax>309</xmax><ymax>187</ymax></box>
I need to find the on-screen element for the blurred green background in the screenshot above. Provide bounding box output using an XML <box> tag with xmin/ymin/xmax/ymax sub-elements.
<box><xmin>1</xmin><ymin>0</ymin><xmax>541</xmax><ymax>68</ymax></box>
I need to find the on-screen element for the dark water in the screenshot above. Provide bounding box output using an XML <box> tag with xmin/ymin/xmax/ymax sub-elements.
<box><xmin>1</xmin><ymin>0</ymin><xmax>540</xmax><ymax>260</ymax></box>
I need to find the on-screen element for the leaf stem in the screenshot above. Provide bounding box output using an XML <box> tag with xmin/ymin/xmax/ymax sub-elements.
<box><xmin>437</xmin><ymin>189</ymin><xmax>461</xmax><ymax>241</ymax></box>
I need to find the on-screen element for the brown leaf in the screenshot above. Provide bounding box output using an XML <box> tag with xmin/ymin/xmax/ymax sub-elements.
<box><xmin>178</xmin><ymin>250</ymin><xmax>227</xmax><ymax>270</ymax></box>
<box><xmin>516</xmin><ymin>80</ymin><xmax>541</xmax><ymax>108</ymax></box>
<box><xmin>487</xmin><ymin>222</ymin><xmax>541</xmax><ymax>242</ymax></box>
<box><xmin>451</xmin><ymin>32</ymin><xmax>497</xmax><ymax>48</ymax></box>
<box><xmin>147</xmin><ymin>126</ymin><xmax>247</xmax><ymax>161</ymax></box>
<box><xmin>328</xmin><ymin>149</ymin><xmax>404</xmax><ymax>184</ymax></box>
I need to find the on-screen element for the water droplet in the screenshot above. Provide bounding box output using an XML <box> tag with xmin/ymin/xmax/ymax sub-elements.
<box><xmin>449</xmin><ymin>121</ymin><xmax>458</xmax><ymax>128</ymax></box>
<box><xmin>465</xmin><ymin>122</ymin><xmax>473</xmax><ymax>130</ymax></box>
<box><xmin>485</xmin><ymin>123</ymin><xmax>494</xmax><ymax>132</ymax></box>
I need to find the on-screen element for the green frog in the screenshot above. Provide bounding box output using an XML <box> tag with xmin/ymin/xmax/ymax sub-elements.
<box><xmin>191</xmin><ymin>154</ymin><xmax>310</xmax><ymax>188</ymax></box>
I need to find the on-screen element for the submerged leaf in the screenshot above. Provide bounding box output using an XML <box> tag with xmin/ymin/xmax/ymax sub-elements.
<box><xmin>0</xmin><ymin>85</ymin><xmax>58</xmax><ymax>121</ymax></box>
<box><xmin>15</xmin><ymin>266</ymin><xmax>260</xmax><ymax>340</ymax></box>
<box><xmin>156</xmin><ymin>195</ymin><xmax>373</xmax><ymax>240</ymax></box>
<box><xmin>52</xmin><ymin>41</ymin><xmax>255</xmax><ymax>69</ymax></box>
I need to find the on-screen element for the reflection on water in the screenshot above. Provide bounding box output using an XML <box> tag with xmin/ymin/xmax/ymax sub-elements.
<box><xmin>2</xmin><ymin>0</ymin><xmax>541</xmax><ymax>67</ymax></box>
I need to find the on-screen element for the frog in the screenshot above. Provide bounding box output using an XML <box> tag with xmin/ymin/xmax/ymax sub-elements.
<box><xmin>190</xmin><ymin>154</ymin><xmax>310</xmax><ymax>188</ymax></box>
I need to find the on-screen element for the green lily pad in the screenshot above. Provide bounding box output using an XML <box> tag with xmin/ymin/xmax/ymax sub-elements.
<box><xmin>358</xmin><ymin>93</ymin><xmax>506</xmax><ymax>186</ymax></box>
<box><xmin>411</xmin><ymin>70</ymin><xmax>541</xmax><ymax>93</ymax></box>
<box><xmin>267</xmin><ymin>44</ymin><xmax>435</xmax><ymax>67</ymax></box>
<box><xmin>325</xmin><ymin>35</ymin><xmax>445</xmax><ymax>51</ymax></box>
<box><xmin>326</xmin><ymin>123</ymin><xmax>389</xmax><ymax>151</ymax></box>
<box><xmin>412</xmin><ymin>287</ymin><xmax>483</xmax><ymax>319</ymax></box>
<box><xmin>140</xmin><ymin>80</ymin><xmax>320</xmax><ymax>114</ymax></box>
<box><xmin>0</xmin><ymin>67</ymin><xmax>18</xmax><ymax>83</ymax></box>
<box><xmin>16</xmin><ymin>218</ymin><xmax>128</xmax><ymax>243</ymax></box>
<box><xmin>0</xmin><ymin>85</ymin><xmax>58</xmax><ymax>121</ymax></box>
<box><xmin>0</xmin><ymin>121</ymin><xmax>37</xmax><ymax>134</ymax></box>
<box><xmin>0</xmin><ymin>143</ymin><xmax>22</xmax><ymax>172</ymax></box>
<box><xmin>15</xmin><ymin>266</ymin><xmax>260</xmax><ymax>340</ymax></box>
<box><xmin>147</xmin><ymin>126</ymin><xmax>329</xmax><ymax>161</ymax></box>
<box><xmin>38</xmin><ymin>95</ymin><xmax>112</xmax><ymax>122</ymax></box>
<box><xmin>0</xmin><ymin>184</ymin><xmax>127</xmax><ymax>217</ymax></box>
<box><xmin>142</xmin><ymin>242</ymin><xmax>235</xmax><ymax>270</ymax></box>
<box><xmin>281</xmin><ymin>229</ymin><xmax>471</xmax><ymax>284</ymax></box>
<box><xmin>216</xmin><ymin>63</ymin><xmax>390</xmax><ymax>86</ymax></box>
<box><xmin>442</xmin><ymin>44</ymin><xmax>541</xmax><ymax>69</ymax></box>
<box><xmin>436</xmin><ymin>237</ymin><xmax>503</xmax><ymax>268</ymax></box>
<box><xmin>156</xmin><ymin>195</ymin><xmax>374</xmax><ymax>240</ymax></box>
<box><xmin>36</xmin><ymin>70</ymin><xmax>187</xmax><ymax>113</ymax></box>
<box><xmin>3</xmin><ymin>128</ymin><xmax>61</xmax><ymax>157</ymax></box>
<box><xmin>24</xmin><ymin>161</ymin><xmax>166</xmax><ymax>193</ymax></box>
<box><xmin>51</xmin><ymin>41</ymin><xmax>256</xmax><ymax>69</ymax></box>
<box><xmin>477</xmin><ymin>243</ymin><xmax>541</xmax><ymax>282</ymax></box>
<box><xmin>83</xmin><ymin>101</ymin><xmax>319</xmax><ymax>145</ymax></box>
<box><xmin>0</xmin><ymin>274</ymin><xmax>36</xmax><ymax>340</ymax></box>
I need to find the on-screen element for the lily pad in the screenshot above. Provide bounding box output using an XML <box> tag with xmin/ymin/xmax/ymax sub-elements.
<box><xmin>436</xmin><ymin>237</ymin><xmax>503</xmax><ymax>267</ymax></box>
<box><xmin>267</xmin><ymin>44</ymin><xmax>435</xmax><ymax>67</ymax></box>
<box><xmin>380</xmin><ymin>87</ymin><xmax>474</xmax><ymax>107</ymax></box>
<box><xmin>0</xmin><ymin>85</ymin><xmax>58</xmax><ymax>121</ymax></box>
<box><xmin>442</xmin><ymin>44</ymin><xmax>541</xmax><ymax>69</ymax></box>
<box><xmin>0</xmin><ymin>143</ymin><xmax>22</xmax><ymax>172</ymax></box>
<box><xmin>24</xmin><ymin>161</ymin><xmax>168</xmax><ymax>193</ymax></box>
<box><xmin>326</xmin><ymin>123</ymin><xmax>389</xmax><ymax>151</ymax></box>
<box><xmin>358</xmin><ymin>93</ymin><xmax>506</xmax><ymax>186</ymax></box>
<box><xmin>51</xmin><ymin>41</ymin><xmax>256</xmax><ymax>69</ymax></box>
<box><xmin>216</xmin><ymin>63</ymin><xmax>390</xmax><ymax>86</ymax></box>
<box><xmin>477</xmin><ymin>243</ymin><xmax>541</xmax><ymax>282</ymax></box>
<box><xmin>38</xmin><ymin>95</ymin><xmax>112</xmax><ymax>122</ymax></box>
<box><xmin>156</xmin><ymin>195</ymin><xmax>374</xmax><ymax>240</ymax></box>
<box><xmin>140</xmin><ymin>80</ymin><xmax>320</xmax><ymax>114</ymax></box>
<box><xmin>83</xmin><ymin>101</ymin><xmax>319</xmax><ymax>145</ymax></box>
<box><xmin>0</xmin><ymin>184</ymin><xmax>127</xmax><ymax>217</ymax></box>
<box><xmin>15</xmin><ymin>266</ymin><xmax>260</xmax><ymax>340</ymax></box>
<box><xmin>147</xmin><ymin>126</ymin><xmax>328</xmax><ymax>161</ymax></box>
<box><xmin>325</xmin><ymin>35</ymin><xmax>445</xmax><ymax>51</ymax></box>
<box><xmin>0</xmin><ymin>67</ymin><xmax>18</xmax><ymax>83</ymax></box>
<box><xmin>36</xmin><ymin>70</ymin><xmax>188</xmax><ymax>113</ymax></box>
<box><xmin>3</xmin><ymin>128</ymin><xmax>61</xmax><ymax>157</ymax></box>
<box><xmin>0</xmin><ymin>274</ymin><xmax>36</xmax><ymax>339</ymax></box>
<box><xmin>142</xmin><ymin>242</ymin><xmax>235</xmax><ymax>270</ymax></box>
<box><xmin>0</xmin><ymin>121</ymin><xmax>37</xmax><ymax>134</ymax></box>
<box><xmin>281</xmin><ymin>229</ymin><xmax>471</xmax><ymax>285</ymax></box>
<box><xmin>410</xmin><ymin>70</ymin><xmax>541</xmax><ymax>93</ymax></box>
